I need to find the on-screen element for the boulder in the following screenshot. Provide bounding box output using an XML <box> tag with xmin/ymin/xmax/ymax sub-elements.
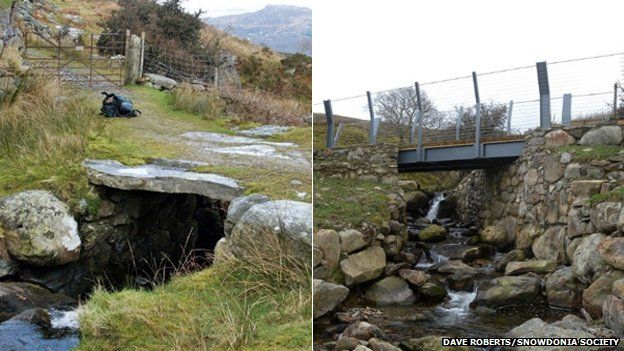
<box><xmin>399</xmin><ymin>269</ymin><xmax>428</xmax><ymax>287</ymax></box>
<box><xmin>582</xmin><ymin>270</ymin><xmax>624</xmax><ymax>319</ymax></box>
<box><xmin>418</xmin><ymin>224</ymin><xmax>447</xmax><ymax>242</ymax></box>
<box><xmin>507</xmin><ymin>317</ymin><xmax>593</xmax><ymax>341</ymax></box>
<box><xmin>224</xmin><ymin>194</ymin><xmax>270</xmax><ymax>235</ymax></box>
<box><xmin>544</xmin><ymin>155</ymin><xmax>563</xmax><ymax>183</ymax></box>
<box><xmin>0</xmin><ymin>239</ymin><xmax>18</xmax><ymax>278</ymax></box>
<box><xmin>619</xmin><ymin>206</ymin><xmax>624</xmax><ymax>233</ymax></box>
<box><xmin>338</xmin><ymin>229</ymin><xmax>370</xmax><ymax>254</ymax></box>
<box><xmin>354</xmin><ymin>346</ymin><xmax>373</xmax><ymax>351</ymax></box>
<box><xmin>382</xmin><ymin>235</ymin><xmax>402</xmax><ymax>256</ymax></box>
<box><xmin>340</xmin><ymin>246</ymin><xmax>386</xmax><ymax>286</ymax></box>
<box><xmin>436</xmin><ymin>260</ymin><xmax>477</xmax><ymax>275</ymax></box>
<box><xmin>504</xmin><ymin>260</ymin><xmax>557</xmax><ymax>275</ymax></box>
<box><xmin>598</xmin><ymin>237</ymin><xmax>624</xmax><ymax>271</ymax></box>
<box><xmin>368</xmin><ymin>338</ymin><xmax>402</xmax><ymax>351</ymax></box>
<box><xmin>0</xmin><ymin>282</ymin><xmax>74</xmax><ymax>322</ymax></box>
<box><xmin>515</xmin><ymin>225</ymin><xmax>541</xmax><ymax>250</ymax></box>
<box><xmin>531</xmin><ymin>226</ymin><xmax>566</xmax><ymax>263</ymax></box>
<box><xmin>496</xmin><ymin>249</ymin><xmax>526</xmax><ymax>272</ymax></box>
<box><xmin>460</xmin><ymin>245</ymin><xmax>494</xmax><ymax>263</ymax></box>
<box><xmin>144</xmin><ymin>73</ymin><xmax>178</xmax><ymax>90</ymax></box>
<box><xmin>545</xmin><ymin>129</ymin><xmax>576</xmax><ymax>147</ymax></box>
<box><xmin>613</xmin><ymin>278</ymin><xmax>624</xmax><ymax>300</ymax></box>
<box><xmin>342</xmin><ymin>321</ymin><xmax>385</xmax><ymax>340</ymax></box>
<box><xmin>572</xmin><ymin>233</ymin><xmax>608</xmax><ymax>284</ymax></box>
<box><xmin>313</xmin><ymin>279</ymin><xmax>349</xmax><ymax>319</ymax></box>
<box><xmin>315</xmin><ymin>229</ymin><xmax>341</xmax><ymax>269</ymax></box>
<box><xmin>0</xmin><ymin>191</ymin><xmax>80</xmax><ymax>266</ymax></box>
<box><xmin>229</xmin><ymin>200</ymin><xmax>312</xmax><ymax>261</ymax></box>
<box><xmin>603</xmin><ymin>295</ymin><xmax>624</xmax><ymax>336</ymax></box>
<box><xmin>335</xmin><ymin>336</ymin><xmax>359</xmax><ymax>350</ymax></box>
<box><xmin>578</xmin><ymin>126</ymin><xmax>623</xmax><ymax>146</ymax></box>
<box><xmin>418</xmin><ymin>281</ymin><xmax>447</xmax><ymax>301</ymax></box>
<box><xmin>545</xmin><ymin>266</ymin><xmax>585</xmax><ymax>309</ymax></box>
<box><xmin>364</xmin><ymin>276</ymin><xmax>416</xmax><ymax>306</ymax></box>
<box><xmin>399</xmin><ymin>181</ymin><xmax>420</xmax><ymax>192</ymax></box>
<box><xmin>473</xmin><ymin>275</ymin><xmax>541</xmax><ymax>308</ymax></box>
<box><xmin>590</xmin><ymin>202</ymin><xmax>622</xmax><ymax>234</ymax></box>
<box><xmin>446</xmin><ymin>273</ymin><xmax>475</xmax><ymax>291</ymax></box>
<box><xmin>480</xmin><ymin>225</ymin><xmax>508</xmax><ymax>248</ymax></box>
<box><xmin>213</xmin><ymin>237</ymin><xmax>233</xmax><ymax>264</ymax></box>
<box><xmin>313</xmin><ymin>246</ymin><xmax>323</xmax><ymax>268</ymax></box>
<box><xmin>405</xmin><ymin>191</ymin><xmax>429</xmax><ymax>215</ymax></box>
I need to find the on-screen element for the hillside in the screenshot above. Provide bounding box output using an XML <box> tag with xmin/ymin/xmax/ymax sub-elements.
<box><xmin>204</xmin><ymin>5</ymin><xmax>311</xmax><ymax>55</ymax></box>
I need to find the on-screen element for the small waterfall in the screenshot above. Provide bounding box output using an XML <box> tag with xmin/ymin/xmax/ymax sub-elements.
<box><xmin>49</xmin><ymin>309</ymin><xmax>79</xmax><ymax>331</ymax></box>
<box><xmin>437</xmin><ymin>287</ymin><xmax>477</xmax><ymax>319</ymax></box>
<box><xmin>415</xmin><ymin>250</ymin><xmax>448</xmax><ymax>269</ymax></box>
<box><xmin>425</xmin><ymin>192</ymin><xmax>445</xmax><ymax>222</ymax></box>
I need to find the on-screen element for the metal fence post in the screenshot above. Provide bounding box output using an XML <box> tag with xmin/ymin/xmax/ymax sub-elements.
<box><xmin>536</xmin><ymin>61</ymin><xmax>551</xmax><ymax>129</ymax></box>
<box><xmin>415</xmin><ymin>82</ymin><xmax>423</xmax><ymax>160</ymax></box>
<box><xmin>410</xmin><ymin>112</ymin><xmax>417</xmax><ymax>144</ymax></box>
<box><xmin>614</xmin><ymin>83</ymin><xmax>619</xmax><ymax>119</ymax></box>
<box><xmin>334</xmin><ymin>123</ymin><xmax>344</xmax><ymax>147</ymax></box>
<box><xmin>323</xmin><ymin>99</ymin><xmax>335</xmax><ymax>148</ymax></box>
<box><xmin>507</xmin><ymin>100</ymin><xmax>514</xmax><ymax>134</ymax></box>
<box><xmin>139</xmin><ymin>31</ymin><xmax>146</xmax><ymax>77</ymax></box>
<box><xmin>373</xmin><ymin>118</ymin><xmax>381</xmax><ymax>141</ymax></box>
<box><xmin>472</xmin><ymin>72</ymin><xmax>481</xmax><ymax>158</ymax></box>
<box><xmin>367</xmin><ymin>91</ymin><xmax>376</xmax><ymax>144</ymax></box>
<box><xmin>562</xmin><ymin>94</ymin><xmax>572</xmax><ymax>127</ymax></box>
<box><xmin>456</xmin><ymin>106</ymin><xmax>463</xmax><ymax>141</ymax></box>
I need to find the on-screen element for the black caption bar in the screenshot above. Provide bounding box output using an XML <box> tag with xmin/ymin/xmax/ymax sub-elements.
<box><xmin>441</xmin><ymin>338</ymin><xmax>620</xmax><ymax>348</ymax></box>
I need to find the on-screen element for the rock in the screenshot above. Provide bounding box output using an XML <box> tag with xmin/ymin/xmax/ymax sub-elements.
<box><xmin>313</xmin><ymin>279</ymin><xmax>349</xmax><ymax>319</ymax></box>
<box><xmin>229</xmin><ymin>200</ymin><xmax>312</xmax><ymax>261</ymax></box>
<box><xmin>364</xmin><ymin>277</ymin><xmax>415</xmax><ymax>306</ymax></box>
<box><xmin>224</xmin><ymin>194</ymin><xmax>270</xmax><ymax>235</ymax></box>
<box><xmin>619</xmin><ymin>206</ymin><xmax>624</xmax><ymax>233</ymax></box>
<box><xmin>507</xmin><ymin>317</ymin><xmax>593</xmax><ymax>341</ymax></box>
<box><xmin>436</xmin><ymin>260</ymin><xmax>477</xmax><ymax>275</ymax></box>
<box><xmin>405</xmin><ymin>191</ymin><xmax>429</xmax><ymax>215</ymax></box>
<box><xmin>544</xmin><ymin>155</ymin><xmax>563</xmax><ymax>183</ymax></box>
<box><xmin>399</xmin><ymin>180</ymin><xmax>420</xmax><ymax>192</ymax></box>
<box><xmin>237</xmin><ymin>125</ymin><xmax>292</xmax><ymax>138</ymax></box>
<box><xmin>578</xmin><ymin>126</ymin><xmax>623</xmax><ymax>146</ymax></box>
<box><xmin>418</xmin><ymin>224</ymin><xmax>447</xmax><ymax>242</ymax></box>
<box><xmin>567</xmin><ymin>207</ymin><xmax>593</xmax><ymax>238</ymax></box>
<box><xmin>461</xmin><ymin>245</ymin><xmax>494</xmax><ymax>263</ymax></box>
<box><xmin>603</xmin><ymin>295</ymin><xmax>624</xmax><ymax>336</ymax></box>
<box><xmin>565</xmin><ymin>237</ymin><xmax>582</xmax><ymax>265</ymax></box>
<box><xmin>0</xmin><ymin>191</ymin><xmax>80</xmax><ymax>266</ymax></box>
<box><xmin>335</xmin><ymin>336</ymin><xmax>360</xmax><ymax>350</ymax></box>
<box><xmin>313</xmin><ymin>246</ymin><xmax>323</xmax><ymax>268</ymax></box>
<box><xmin>400</xmin><ymin>336</ymin><xmax>474</xmax><ymax>351</ymax></box>
<box><xmin>213</xmin><ymin>237</ymin><xmax>233</xmax><ymax>264</ymax></box>
<box><xmin>340</xmin><ymin>246</ymin><xmax>386</xmax><ymax>286</ymax></box>
<box><xmin>531</xmin><ymin>226</ymin><xmax>566</xmax><ymax>263</ymax></box>
<box><xmin>515</xmin><ymin>225</ymin><xmax>541</xmax><ymax>250</ymax></box>
<box><xmin>0</xmin><ymin>238</ymin><xmax>18</xmax><ymax>278</ymax></box>
<box><xmin>569</xmin><ymin>180</ymin><xmax>603</xmax><ymax>206</ymax></box>
<box><xmin>338</xmin><ymin>229</ymin><xmax>370</xmax><ymax>254</ymax></box>
<box><xmin>572</xmin><ymin>233</ymin><xmax>607</xmax><ymax>284</ymax></box>
<box><xmin>0</xmin><ymin>282</ymin><xmax>74</xmax><ymax>322</ymax></box>
<box><xmin>84</xmin><ymin>160</ymin><xmax>243</xmax><ymax>201</ymax></box>
<box><xmin>418</xmin><ymin>281</ymin><xmax>447</xmax><ymax>301</ymax></box>
<box><xmin>545</xmin><ymin>266</ymin><xmax>585</xmax><ymax>309</ymax></box>
<box><xmin>315</xmin><ymin>229</ymin><xmax>341</xmax><ymax>270</ymax></box>
<box><xmin>473</xmin><ymin>275</ymin><xmax>541</xmax><ymax>308</ymax></box>
<box><xmin>446</xmin><ymin>273</ymin><xmax>475</xmax><ymax>291</ymax></box>
<box><xmin>368</xmin><ymin>338</ymin><xmax>402</xmax><ymax>351</ymax></box>
<box><xmin>561</xmin><ymin>152</ymin><xmax>572</xmax><ymax>164</ymax></box>
<box><xmin>398</xmin><ymin>269</ymin><xmax>428</xmax><ymax>287</ymax></box>
<box><xmin>590</xmin><ymin>202</ymin><xmax>622</xmax><ymax>234</ymax></box>
<box><xmin>382</xmin><ymin>235</ymin><xmax>402</xmax><ymax>256</ymax></box>
<box><xmin>505</xmin><ymin>260</ymin><xmax>557</xmax><ymax>275</ymax></box>
<box><xmin>342</xmin><ymin>321</ymin><xmax>385</xmax><ymax>340</ymax></box>
<box><xmin>598</xmin><ymin>237</ymin><xmax>624</xmax><ymax>271</ymax></box>
<box><xmin>496</xmin><ymin>249</ymin><xmax>526</xmax><ymax>272</ymax></box>
<box><xmin>545</xmin><ymin>129</ymin><xmax>576</xmax><ymax>147</ymax></box>
<box><xmin>144</xmin><ymin>73</ymin><xmax>178</xmax><ymax>90</ymax></box>
<box><xmin>582</xmin><ymin>270</ymin><xmax>624</xmax><ymax>319</ymax></box>
<box><xmin>613</xmin><ymin>278</ymin><xmax>624</xmax><ymax>300</ymax></box>
<box><xmin>354</xmin><ymin>346</ymin><xmax>373</xmax><ymax>351</ymax></box>
<box><xmin>384</xmin><ymin>262</ymin><xmax>410</xmax><ymax>276</ymax></box>
<box><xmin>480</xmin><ymin>225</ymin><xmax>508</xmax><ymax>248</ymax></box>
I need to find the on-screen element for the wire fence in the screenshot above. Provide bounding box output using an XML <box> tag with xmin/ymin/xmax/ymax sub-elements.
<box><xmin>315</xmin><ymin>52</ymin><xmax>624</xmax><ymax>148</ymax></box>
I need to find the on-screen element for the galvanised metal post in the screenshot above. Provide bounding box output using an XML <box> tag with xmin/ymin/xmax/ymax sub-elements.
<box><xmin>614</xmin><ymin>83</ymin><xmax>619</xmax><ymax>119</ymax></box>
<box><xmin>562</xmin><ymin>94</ymin><xmax>572</xmax><ymax>127</ymax></box>
<box><xmin>334</xmin><ymin>123</ymin><xmax>344</xmax><ymax>147</ymax></box>
<box><xmin>536</xmin><ymin>61</ymin><xmax>551</xmax><ymax>129</ymax></box>
<box><xmin>323</xmin><ymin>100</ymin><xmax>335</xmax><ymax>148</ymax></box>
<box><xmin>456</xmin><ymin>106</ymin><xmax>463</xmax><ymax>141</ymax></box>
<box><xmin>415</xmin><ymin>82</ymin><xmax>423</xmax><ymax>161</ymax></box>
<box><xmin>507</xmin><ymin>100</ymin><xmax>514</xmax><ymax>134</ymax></box>
<box><xmin>472</xmin><ymin>72</ymin><xmax>481</xmax><ymax>158</ymax></box>
<box><xmin>373</xmin><ymin>118</ymin><xmax>381</xmax><ymax>140</ymax></box>
<box><xmin>367</xmin><ymin>91</ymin><xmax>376</xmax><ymax>144</ymax></box>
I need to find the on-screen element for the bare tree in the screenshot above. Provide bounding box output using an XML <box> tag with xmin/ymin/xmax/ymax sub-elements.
<box><xmin>455</xmin><ymin>102</ymin><xmax>508</xmax><ymax>139</ymax></box>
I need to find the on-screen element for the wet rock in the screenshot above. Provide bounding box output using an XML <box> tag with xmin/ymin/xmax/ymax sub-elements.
<box><xmin>480</xmin><ymin>225</ymin><xmax>508</xmax><ymax>248</ymax></box>
<box><xmin>473</xmin><ymin>275</ymin><xmax>541</xmax><ymax>308</ymax></box>
<box><xmin>515</xmin><ymin>225</ymin><xmax>541</xmax><ymax>250</ymax></box>
<box><xmin>598</xmin><ymin>237</ymin><xmax>624</xmax><ymax>271</ymax></box>
<box><xmin>496</xmin><ymin>249</ymin><xmax>526</xmax><ymax>272</ymax></box>
<box><xmin>400</xmin><ymin>336</ymin><xmax>474</xmax><ymax>351</ymax></box>
<box><xmin>229</xmin><ymin>200</ymin><xmax>312</xmax><ymax>261</ymax></box>
<box><xmin>582</xmin><ymin>270</ymin><xmax>624</xmax><ymax>319</ymax></box>
<box><xmin>545</xmin><ymin>266</ymin><xmax>585</xmax><ymax>309</ymax></box>
<box><xmin>418</xmin><ymin>281</ymin><xmax>447</xmax><ymax>302</ymax></box>
<box><xmin>335</xmin><ymin>336</ymin><xmax>359</xmax><ymax>350</ymax></box>
<box><xmin>315</xmin><ymin>229</ymin><xmax>341</xmax><ymax>270</ymax></box>
<box><xmin>590</xmin><ymin>202</ymin><xmax>622</xmax><ymax>234</ymax></box>
<box><xmin>446</xmin><ymin>273</ymin><xmax>475</xmax><ymax>291</ymax></box>
<box><xmin>405</xmin><ymin>191</ymin><xmax>429</xmax><ymax>215</ymax></box>
<box><xmin>0</xmin><ymin>191</ymin><xmax>80</xmax><ymax>266</ymax></box>
<box><xmin>398</xmin><ymin>269</ymin><xmax>429</xmax><ymax>287</ymax></box>
<box><xmin>572</xmin><ymin>233</ymin><xmax>608</xmax><ymax>284</ymax></box>
<box><xmin>545</xmin><ymin>129</ymin><xmax>576</xmax><ymax>147</ymax></box>
<box><xmin>504</xmin><ymin>260</ymin><xmax>557</xmax><ymax>275</ymax></box>
<box><xmin>224</xmin><ymin>194</ymin><xmax>270</xmax><ymax>235</ymax></box>
<box><xmin>342</xmin><ymin>321</ymin><xmax>385</xmax><ymax>340</ymax></box>
<box><xmin>602</xmin><ymin>295</ymin><xmax>624</xmax><ymax>336</ymax></box>
<box><xmin>578</xmin><ymin>125</ymin><xmax>623</xmax><ymax>146</ymax></box>
<box><xmin>340</xmin><ymin>246</ymin><xmax>386</xmax><ymax>286</ymax></box>
<box><xmin>368</xmin><ymin>338</ymin><xmax>402</xmax><ymax>351</ymax></box>
<box><xmin>339</xmin><ymin>229</ymin><xmax>370</xmax><ymax>254</ymax></box>
<box><xmin>531</xmin><ymin>226</ymin><xmax>566</xmax><ymax>263</ymax></box>
<box><xmin>364</xmin><ymin>277</ymin><xmax>415</xmax><ymax>306</ymax></box>
<box><xmin>460</xmin><ymin>245</ymin><xmax>494</xmax><ymax>263</ymax></box>
<box><xmin>313</xmin><ymin>279</ymin><xmax>349</xmax><ymax>319</ymax></box>
<box><xmin>436</xmin><ymin>260</ymin><xmax>477</xmax><ymax>275</ymax></box>
<box><xmin>507</xmin><ymin>317</ymin><xmax>593</xmax><ymax>344</ymax></box>
<box><xmin>418</xmin><ymin>224</ymin><xmax>447</xmax><ymax>242</ymax></box>
<box><xmin>0</xmin><ymin>282</ymin><xmax>74</xmax><ymax>322</ymax></box>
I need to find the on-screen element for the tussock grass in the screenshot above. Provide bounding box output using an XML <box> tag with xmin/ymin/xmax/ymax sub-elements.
<box><xmin>557</xmin><ymin>145</ymin><xmax>624</xmax><ymax>162</ymax></box>
<box><xmin>222</xmin><ymin>87</ymin><xmax>309</xmax><ymax>126</ymax></box>
<box><xmin>171</xmin><ymin>84</ymin><xmax>226</xmax><ymax>119</ymax></box>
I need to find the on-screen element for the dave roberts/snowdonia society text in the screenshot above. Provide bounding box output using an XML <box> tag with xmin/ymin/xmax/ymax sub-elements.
<box><xmin>441</xmin><ymin>338</ymin><xmax>621</xmax><ymax>348</ymax></box>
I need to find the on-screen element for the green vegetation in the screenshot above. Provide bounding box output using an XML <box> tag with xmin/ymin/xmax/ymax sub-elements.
<box><xmin>399</xmin><ymin>172</ymin><xmax>462</xmax><ymax>192</ymax></box>
<box><xmin>557</xmin><ymin>145</ymin><xmax>624</xmax><ymax>162</ymax></box>
<box><xmin>313</xmin><ymin>118</ymin><xmax>400</xmax><ymax>150</ymax></box>
<box><xmin>314</xmin><ymin>176</ymin><xmax>398</xmax><ymax>230</ymax></box>
<box><xmin>0</xmin><ymin>0</ymin><xmax>12</xmax><ymax>10</ymax></box>
<box><xmin>171</xmin><ymin>85</ymin><xmax>226</xmax><ymax>119</ymax></box>
<box><xmin>589</xmin><ymin>186</ymin><xmax>624</xmax><ymax>204</ymax></box>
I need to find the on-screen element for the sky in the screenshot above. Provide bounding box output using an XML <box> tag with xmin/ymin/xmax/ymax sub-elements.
<box><xmin>312</xmin><ymin>0</ymin><xmax>624</xmax><ymax>123</ymax></box>
<box><xmin>182</xmin><ymin>0</ymin><xmax>313</xmax><ymax>17</ymax></box>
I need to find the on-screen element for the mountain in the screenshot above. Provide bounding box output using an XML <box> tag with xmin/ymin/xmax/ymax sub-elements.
<box><xmin>204</xmin><ymin>5</ymin><xmax>311</xmax><ymax>56</ymax></box>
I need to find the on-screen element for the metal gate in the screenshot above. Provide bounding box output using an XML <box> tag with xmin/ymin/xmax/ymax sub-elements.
<box><xmin>24</xmin><ymin>30</ymin><xmax>126</xmax><ymax>87</ymax></box>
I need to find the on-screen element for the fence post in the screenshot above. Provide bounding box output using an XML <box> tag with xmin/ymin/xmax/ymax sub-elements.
<box><xmin>456</xmin><ymin>106</ymin><xmax>463</xmax><ymax>140</ymax></box>
<box><xmin>507</xmin><ymin>100</ymin><xmax>514</xmax><ymax>134</ymax></box>
<box><xmin>323</xmin><ymin>100</ymin><xmax>335</xmax><ymax>148</ymax></box>
<box><xmin>415</xmin><ymin>82</ymin><xmax>423</xmax><ymax>161</ymax></box>
<box><xmin>472</xmin><ymin>72</ymin><xmax>481</xmax><ymax>158</ymax></box>
<box><xmin>367</xmin><ymin>91</ymin><xmax>376</xmax><ymax>144</ymax></box>
<box><xmin>373</xmin><ymin>118</ymin><xmax>381</xmax><ymax>141</ymax></box>
<box><xmin>334</xmin><ymin>123</ymin><xmax>344</xmax><ymax>147</ymax></box>
<box><xmin>89</xmin><ymin>33</ymin><xmax>94</xmax><ymax>88</ymax></box>
<box><xmin>614</xmin><ymin>83</ymin><xmax>619</xmax><ymax>119</ymax></box>
<box><xmin>410</xmin><ymin>112</ymin><xmax>417</xmax><ymax>144</ymax></box>
<box><xmin>562</xmin><ymin>94</ymin><xmax>572</xmax><ymax>127</ymax></box>
<box><xmin>139</xmin><ymin>31</ymin><xmax>146</xmax><ymax>77</ymax></box>
<box><xmin>536</xmin><ymin>61</ymin><xmax>551</xmax><ymax>129</ymax></box>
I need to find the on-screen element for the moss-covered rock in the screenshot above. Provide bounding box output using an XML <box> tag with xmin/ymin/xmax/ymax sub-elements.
<box><xmin>418</xmin><ymin>224</ymin><xmax>447</xmax><ymax>242</ymax></box>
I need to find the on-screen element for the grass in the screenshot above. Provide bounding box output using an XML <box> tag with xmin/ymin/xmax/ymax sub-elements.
<box><xmin>399</xmin><ymin>171</ymin><xmax>462</xmax><ymax>192</ymax></box>
<box><xmin>0</xmin><ymin>0</ymin><xmax>12</xmax><ymax>10</ymax></box>
<box><xmin>589</xmin><ymin>186</ymin><xmax>624</xmax><ymax>204</ymax></box>
<box><xmin>557</xmin><ymin>145</ymin><xmax>624</xmax><ymax>162</ymax></box>
<box><xmin>171</xmin><ymin>85</ymin><xmax>226</xmax><ymax>119</ymax></box>
<box><xmin>314</xmin><ymin>176</ymin><xmax>398</xmax><ymax>231</ymax></box>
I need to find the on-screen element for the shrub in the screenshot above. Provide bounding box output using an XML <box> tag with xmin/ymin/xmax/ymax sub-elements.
<box><xmin>171</xmin><ymin>84</ymin><xmax>225</xmax><ymax>119</ymax></box>
<box><xmin>220</xmin><ymin>87</ymin><xmax>308</xmax><ymax>126</ymax></box>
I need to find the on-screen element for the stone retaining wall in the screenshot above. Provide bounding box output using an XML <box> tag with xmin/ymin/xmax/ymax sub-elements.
<box><xmin>313</xmin><ymin>144</ymin><xmax>399</xmax><ymax>185</ymax></box>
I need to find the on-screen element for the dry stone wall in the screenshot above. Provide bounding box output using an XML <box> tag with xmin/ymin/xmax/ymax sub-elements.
<box><xmin>313</xmin><ymin>144</ymin><xmax>399</xmax><ymax>185</ymax></box>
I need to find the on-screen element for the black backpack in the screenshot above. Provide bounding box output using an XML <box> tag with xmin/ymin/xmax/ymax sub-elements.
<box><xmin>100</xmin><ymin>92</ymin><xmax>141</xmax><ymax>118</ymax></box>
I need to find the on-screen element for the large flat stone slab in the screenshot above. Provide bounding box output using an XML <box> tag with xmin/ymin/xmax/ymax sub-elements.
<box><xmin>83</xmin><ymin>159</ymin><xmax>243</xmax><ymax>201</ymax></box>
<box><xmin>181</xmin><ymin>132</ymin><xmax>295</xmax><ymax>147</ymax></box>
